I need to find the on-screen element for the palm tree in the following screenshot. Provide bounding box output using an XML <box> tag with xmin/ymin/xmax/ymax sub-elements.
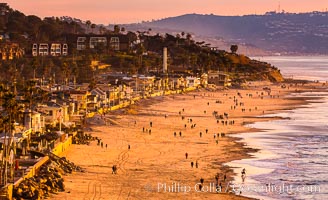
<box><xmin>1</xmin><ymin>88</ymin><xmax>21</xmax><ymax>185</ymax></box>
<box><xmin>23</xmin><ymin>80</ymin><xmax>37</xmax><ymax>112</ymax></box>
<box><xmin>114</xmin><ymin>25</ymin><xmax>120</xmax><ymax>34</ymax></box>
<box><xmin>186</xmin><ymin>33</ymin><xmax>192</xmax><ymax>45</ymax></box>
<box><xmin>61</xmin><ymin>61</ymin><xmax>71</xmax><ymax>86</ymax></box>
<box><xmin>91</xmin><ymin>24</ymin><xmax>96</xmax><ymax>34</ymax></box>
<box><xmin>31</xmin><ymin>57</ymin><xmax>39</xmax><ymax>79</ymax></box>
<box><xmin>71</xmin><ymin>61</ymin><xmax>78</xmax><ymax>87</ymax></box>
<box><xmin>86</xmin><ymin>20</ymin><xmax>91</xmax><ymax>33</ymax></box>
<box><xmin>230</xmin><ymin>45</ymin><xmax>238</xmax><ymax>54</ymax></box>
<box><xmin>99</xmin><ymin>25</ymin><xmax>105</xmax><ymax>34</ymax></box>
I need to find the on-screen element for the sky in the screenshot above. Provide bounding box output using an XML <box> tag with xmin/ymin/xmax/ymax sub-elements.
<box><xmin>4</xmin><ymin>0</ymin><xmax>328</xmax><ymax>24</ymax></box>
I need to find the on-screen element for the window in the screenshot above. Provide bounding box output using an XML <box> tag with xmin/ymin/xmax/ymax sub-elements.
<box><xmin>90</xmin><ymin>37</ymin><xmax>107</xmax><ymax>49</ymax></box>
<box><xmin>32</xmin><ymin>43</ymin><xmax>38</xmax><ymax>56</ymax></box>
<box><xmin>50</xmin><ymin>43</ymin><xmax>61</xmax><ymax>56</ymax></box>
<box><xmin>62</xmin><ymin>44</ymin><xmax>68</xmax><ymax>55</ymax></box>
<box><xmin>77</xmin><ymin>37</ymin><xmax>87</xmax><ymax>50</ymax></box>
<box><xmin>39</xmin><ymin>43</ymin><xmax>49</xmax><ymax>56</ymax></box>
<box><xmin>110</xmin><ymin>37</ymin><xmax>120</xmax><ymax>50</ymax></box>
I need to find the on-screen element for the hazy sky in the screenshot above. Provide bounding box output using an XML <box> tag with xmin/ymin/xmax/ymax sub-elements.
<box><xmin>5</xmin><ymin>0</ymin><xmax>328</xmax><ymax>24</ymax></box>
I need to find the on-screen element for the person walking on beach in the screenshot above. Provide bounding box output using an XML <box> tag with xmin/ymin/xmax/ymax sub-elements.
<box><xmin>185</xmin><ymin>152</ymin><xmax>188</xmax><ymax>159</ymax></box>
<box><xmin>106</xmin><ymin>144</ymin><xmax>108</xmax><ymax>149</ymax></box>
<box><xmin>112</xmin><ymin>165</ymin><xmax>117</xmax><ymax>174</ymax></box>
<box><xmin>174</xmin><ymin>132</ymin><xmax>176</xmax><ymax>137</ymax></box>
<box><xmin>128</xmin><ymin>144</ymin><xmax>131</xmax><ymax>150</ymax></box>
<box><xmin>215</xmin><ymin>173</ymin><xmax>219</xmax><ymax>183</ymax></box>
<box><xmin>191</xmin><ymin>161</ymin><xmax>194</xmax><ymax>168</ymax></box>
<box><xmin>241</xmin><ymin>168</ymin><xmax>246</xmax><ymax>182</ymax></box>
<box><xmin>200</xmin><ymin>177</ymin><xmax>204</xmax><ymax>184</ymax></box>
<box><xmin>179</xmin><ymin>131</ymin><xmax>182</xmax><ymax>137</ymax></box>
<box><xmin>150</xmin><ymin>121</ymin><xmax>152</xmax><ymax>127</ymax></box>
<box><xmin>224</xmin><ymin>174</ymin><xmax>227</xmax><ymax>182</ymax></box>
<box><xmin>200</xmin><ymin>132</ymin><xmax>202</xmax><ymax>137</ymax></box>
<box><xmin>195</xmin><ymin>161</ymin><xmax>198</xmax><ymax>168</ymax></box>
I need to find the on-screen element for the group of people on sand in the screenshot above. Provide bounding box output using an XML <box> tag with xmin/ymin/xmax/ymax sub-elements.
<box><xmin>108</xmin><ymin>91</ymin><xmax>252</xmax><ymax>193</ymax></box>
<box><xmin>97</xmin><ymin>138</ymin><xmax>108</xmax><ymax>149</ymax></box>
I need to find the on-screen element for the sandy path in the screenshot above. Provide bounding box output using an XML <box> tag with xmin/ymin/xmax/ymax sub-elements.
<box><xmin>51</xmin><ymin>83</ymin><xmax>320</xmax><ymax>200</ymax></box>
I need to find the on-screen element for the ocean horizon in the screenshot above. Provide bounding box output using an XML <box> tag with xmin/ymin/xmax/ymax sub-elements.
<box><xmin>252</xmin><ymin>56</ymin><xmax>328</xmax><ymax>82</ymax></box>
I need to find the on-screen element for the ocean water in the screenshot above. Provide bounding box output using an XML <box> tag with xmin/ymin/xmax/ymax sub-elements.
<box><xmin>227</xmin><ymin>56</ymin><xmax>328</xmax><ymax>200</ymax></box>
<box><xmin>253</xmin><ymin>56</ymin><xmax>328</xmax><ymax>82</ymax></box>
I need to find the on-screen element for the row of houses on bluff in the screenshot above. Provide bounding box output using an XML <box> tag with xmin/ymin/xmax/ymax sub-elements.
<box><xmin>31</xmin><ymin>34</ymin><xmax>131</xmax><ymax>57</ymax></box>
<box><xmin>0</xmin><ymin>33</ymin><xmax>132</xmax><ymax>60</ymax></box>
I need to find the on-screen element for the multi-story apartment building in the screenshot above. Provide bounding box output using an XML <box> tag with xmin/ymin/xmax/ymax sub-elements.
<box><xmin>68</xmin><ymin>34</ymin><xmax>130</xmax><ymax>52</ymax></box>
<box><xmin>32</xmin><ymin>43</ymin><xmax>68</xmax><ymax>56</ymax></box>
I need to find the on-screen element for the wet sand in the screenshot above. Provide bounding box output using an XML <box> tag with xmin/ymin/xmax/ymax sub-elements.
<box><xmin>52</xmin><ymin>82</ymin><xmax>324</xmax><ymax>200</ymax></box>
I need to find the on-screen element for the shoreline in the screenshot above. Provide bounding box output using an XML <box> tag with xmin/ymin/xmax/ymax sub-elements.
<box><xmin>225</xmin><ymin>85</ymin><xmax>328</xmax><ymax>199</ymax></box>
<box><xmin>51</xmin><ymin>82</ymin><xmax>327</xmax><ymax>200</ymax></box>
<box><xmin>226</xmin><ymin>88</ymin><xmax>328</xmax><ymax>199</ymax></box>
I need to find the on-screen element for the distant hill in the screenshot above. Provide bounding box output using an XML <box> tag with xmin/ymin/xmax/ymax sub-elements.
<box><xmin>0</xmin><ymin>3</ymin><xmax>284</xmax><ymax>84</ymax></box>
<box><xmin>127</xmin><ymin>12</ymin><xmax>328</xmax><ymax>55</ymax></box>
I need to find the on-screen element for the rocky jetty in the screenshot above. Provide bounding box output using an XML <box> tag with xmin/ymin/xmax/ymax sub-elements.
<box><xmin>72</xmin><ymin>132</ymin><xmax>95</xmax><ymax>145</ymax></box>
<box><xmin>13</xmin><ymin>154</ymin><xmax>83</xmax><ymax>200</ymax></box>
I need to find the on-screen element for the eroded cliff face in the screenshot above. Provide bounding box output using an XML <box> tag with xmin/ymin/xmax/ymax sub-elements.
<box><xmin>267</xmin><ymin>70</ymin><xmax>284</xmax><ymax>82</ymax></box>
<box><xmin>226</xmin><ymin>54</ymin><xmax>284</xmax><ymax>83</ymax></box>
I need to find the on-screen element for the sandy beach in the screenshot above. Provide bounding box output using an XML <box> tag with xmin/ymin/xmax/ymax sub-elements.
<box><xmin>51</xmin><ymin>82</ymin><xmax>324</xmax><ymax>200</ymax></box>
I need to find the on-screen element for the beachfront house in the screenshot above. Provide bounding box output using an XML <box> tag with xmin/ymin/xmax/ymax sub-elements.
<box><xmin>36</xmin><ymin>101</ymin><xmax>69</xmax><ymax>126</ymax></box>
<box><xmin>185</xmin><ymin>76</ymin><xmax>201</xmax><ymax>88</ymax></box>
<box><xmin>23</xmin><ymin>110</ymin><xmax>44</xmax><ymax>133</ymax></box>
<box><xmin>200</xmin><ymin>73</ymin><xmax>208</xmax><ymax>86</ymax></box>
<box><xmin>208</xmin><ymin>71</ymin><xmax>232</xmax><ymax>87</ymax></box>
<box><xmin>166</xmin><ymin>75</ymin><xmax>182</xmax><ymax>90</ymax></box>
<box><xmin>138</xmin><ymin>76</ymin><xmax>156</xmax><ymax>96</ymax></box>
<box><xmin>121</xmin><ymin>79</ymin><xmax>135</xmax><ymax>100</ymax></box>
<box><xmin>69</xmin><ymin>90</ymin><xmax>90</xmax><ymax>114</ymax></box>
<box><xmin>91</xmin><ymin>87</ymin><xmax>107</xmax><ymax>108</ymax></box>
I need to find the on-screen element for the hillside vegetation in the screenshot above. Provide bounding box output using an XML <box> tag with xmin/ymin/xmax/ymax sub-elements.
<box><xmin>0</xmin><ymin>4</ymin><xmax>283</xmax><ymax>85</ymax></box>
